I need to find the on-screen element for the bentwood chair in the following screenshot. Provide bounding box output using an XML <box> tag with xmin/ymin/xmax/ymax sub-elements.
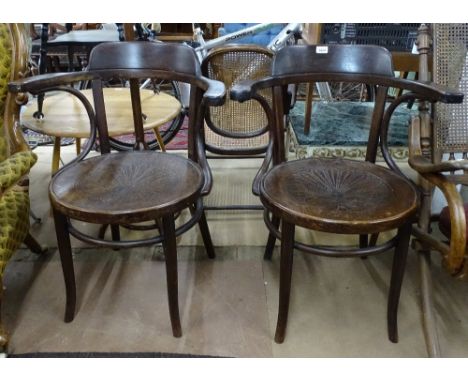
<box><xmin>200</xmin><ymin>44</ymin><xmax>273</xmax><ymax>210</ymax></box>
<box><xmin>231</xmin><ymin>44</ymin><xmax>463</xmax><ymax>344</ymax></box>
<box><xmin>408</xmin><ymin>24</ymin><xmax>468</xmax><ymax>357</ymax></box>
<box><xmin>0</xmin><ymin>23</ymin><xmax>45</xmax><ymax>352</ymax></box>
<box><xmin>9</xmin><ymin>41</ymin><xmax>225</xmax><ymax>337</ymax></box>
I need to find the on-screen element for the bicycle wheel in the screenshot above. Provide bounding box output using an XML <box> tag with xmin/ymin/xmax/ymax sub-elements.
<box><xmin>328</xmin><ymin>82</ymin><xmax>375</xmax><ymax>102</ymax></box>
<box><xmin>108</xmin><ymin>78</ymin><xmax>186</xmax><ymax>151</ymax></box>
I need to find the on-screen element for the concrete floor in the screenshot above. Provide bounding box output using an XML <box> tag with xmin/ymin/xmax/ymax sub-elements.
<box><xmin>3</xmin><ymin>145</ymin><xmax>468</xmax><ymax>357</ymax></box>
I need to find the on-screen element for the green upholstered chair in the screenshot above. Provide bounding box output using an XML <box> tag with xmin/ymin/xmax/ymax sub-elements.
<box><xmin>0</xmin><ymin>23</ymin><xmax>44</xmax><ymax>352</ymax></box>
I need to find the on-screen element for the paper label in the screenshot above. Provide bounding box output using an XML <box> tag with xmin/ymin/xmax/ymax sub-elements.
<box><xmin>316</xmin><ymin>46</ymin><xmax>329</xmax><ymax>54</ymax></box>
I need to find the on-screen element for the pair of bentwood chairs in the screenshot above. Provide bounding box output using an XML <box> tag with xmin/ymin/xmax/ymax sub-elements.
<box><xmin>8</xmin><ymin>38</ymin><xmax>463</xmax><ymax>344</ymax></box>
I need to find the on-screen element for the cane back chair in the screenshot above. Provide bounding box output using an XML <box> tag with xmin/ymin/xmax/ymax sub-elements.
<box><xmin>408</xmin><ymin>24</ymin><xmax>468</xmax><ymax>357</ymax></box>
<box><xmin>9</xmin><ymin>41</ymin><xmax>225</xmax><ymax>338</ymax></box>
<box><xmin>0</xmin><ymin>23</ymin><xmax>45</xmax><ymax>351</ymax></box>
<box><xmin>200</xmin><ymin>44</ymin><xmax>273</xmax><ymax>210</ymax></box>
<box><xmin>231</xmin><ymin>44</ymin><xmax>463</xmax><ymax>344</ymax></box>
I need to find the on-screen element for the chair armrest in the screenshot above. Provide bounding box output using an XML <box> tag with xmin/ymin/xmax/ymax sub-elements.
<box><xmin>200</xmin><ymin>77</ymin><xmax>226</xmax><ymax>106</ymax></box>
<box><xmin>230</xmin><ymin>77</ymin><xmax>276</xmax><ymax>102</ymax></box>
<box><xmin>231</xmin><ymin>75</ymin><xmax>464</xmax><ymax>104</ymax></box>
<box><xmin>408</xmin><ymin>115</ymin><xmax>468</xmax><ymax>177</ymax></box>
<box><xmin>385</xmin><ymin>77</ymin><xmax>464</xmax><ymax>104</ymax></box>
<box><xmin>8</xmin><ymin>72</ymin><xmax>96</xmax><ymax>94</ymax></box>
<box><xmin>0</xmin><ymin>151</ymin><xmax>37</xmax><ymax>195</ymax></box>
<box><xmin>409</xmin><ymin>155</ymin><xmax>468</xmax><ymax>175</ymax></box>
<box><xmin>420</xmin><ymin>172</ymin><xmax>466</xmax><ymax>274</ymax></box>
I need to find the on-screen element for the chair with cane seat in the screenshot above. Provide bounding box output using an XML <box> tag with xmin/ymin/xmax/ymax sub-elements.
<box><xmin>408</xmin><ymin>23</ymin><xmax>468</xmax><ymax>357</ymax></box>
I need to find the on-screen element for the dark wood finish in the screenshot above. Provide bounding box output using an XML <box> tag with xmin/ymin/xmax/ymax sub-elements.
<box><xmin>162</xmin><ymin>215</ymin><xmax>182</xmax><ymax>337</ymax></box>
<box><xmin>260</xmin><ymin>158</ymin><xmax>417</xmax><ymax>234</ymax></box>
<box><xmin>52</xmin><ymin>209</ymin><xmax>76</xmax><ymax>322</ymax></box>
<box><xmin>264</xmin><ymin>215</ymin><xmax>280</xmax><ymax>260</ymax></box>
<box><xmin>50</xmin><ymin>152</ymin><xmax>204</xmax><ymax>224</ymax></box>
<box><xmin>230</xmin><ymin>43</ymin><xmax>464</xmax><ymax>344</ymax></box>
<box><xmin>387</xmin><ymin>222</ymin><xmax>412</xmax><ymax>343</ymax></box>
<box><xmin>274</xmin><ymin>220</ymin><xmax>295</xmax><ymax>344</ymax></box>
<box><xmin>23</xmin><ymin>233</ymin><xmax>48</xmax><ymax>255</ymax></box>
<box><xmin>9</xmin><ymin>41</ymin><xmax>226</xmax><ymax>337</ymax></box>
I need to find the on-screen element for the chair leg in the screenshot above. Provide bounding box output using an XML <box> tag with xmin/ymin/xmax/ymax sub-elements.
<box><xmin>264</xmin><ymin>215</ymin><xmax>280</xmax><ymax>260</ymax></box>
<box><xmin>23</xmin><ymin>233</ymin><xmax>47</xmax><ymax>255</ymax></box>
<box><xmin>0</xmin><ymin>277</ymin><xmax>8</xmax><ymax>352</ymax></box>
<box><xmin>161</xmin><ymin>215</ymin><xmax>182</xmax><ymax>338</ymax></box>
<box><xmin>274</xmin><ymin>220</ymin><xmax>295</xmax><ymax>344</ymax></box>
<box><xmin>98</xmin><ymin>224</ymin><xmax>109</xmax><ymax>239</ymax></box>
<box><xmin>52</xmin><ymin>208</ymin><xmax>76</xmax><ymax>323</ymax></box>
<box><xmin>387</xmin><ymin>222</ymin><xmax>411</xmax><ymax>343</ymax></box>
<box><xmin>110</xmin><ymin>225</ymin><xmax>120</xmax><ymax>241</ymax></box>
<box><xmin>419</xmin><ymin>248</ymin><xmax>441</xmax><ymax>357</ymax></box>
<box><xmin>191</xmin><ymin>204</ymin><xmax>215</xmax><ymax>259</ymax></box>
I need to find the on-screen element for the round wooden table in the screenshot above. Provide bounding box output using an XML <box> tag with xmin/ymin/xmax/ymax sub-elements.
<box><xmin>21</xmin><ymin>88</ymin><xmax>182</xmax><ymax>173</ymax></box>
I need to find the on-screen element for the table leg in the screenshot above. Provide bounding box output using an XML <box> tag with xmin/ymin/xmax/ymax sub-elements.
<box><xmin>75</xmin><ymin>138</ymin><xmax>81</xmax><ymax>155</ymax></box>
<box><xmin>153</xmin><ymin>127</ymin><xmax>166</xmax><ymax>152</ymax></box>
<box><xmin>52</xmin><ymin>137</ymin><xmax>61</xmax><ymax>174</ymax></box>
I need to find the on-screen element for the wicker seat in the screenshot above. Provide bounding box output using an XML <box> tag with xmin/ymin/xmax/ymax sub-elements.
<box><xmin>408</xmin><ymin>24</ymin><xmax>468</xmax><ymax>357</ymax></box>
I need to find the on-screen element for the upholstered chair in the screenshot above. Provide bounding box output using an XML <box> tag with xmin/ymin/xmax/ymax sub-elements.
<box><xmin>0</xmin><ymin>23</ymin><xmax>44</xmax><ymax>352</ymax></box>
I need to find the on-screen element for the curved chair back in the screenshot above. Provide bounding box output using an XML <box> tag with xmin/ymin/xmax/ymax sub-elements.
<box><xmin>201</xmin><ymin>44</ymin><xmax>273</xmax><ymax>155</ymax></box>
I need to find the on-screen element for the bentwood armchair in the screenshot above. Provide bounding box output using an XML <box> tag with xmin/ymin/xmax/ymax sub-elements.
<box><xmin>9</xmin><ymin>41</ymin><xmax>225</xmax><ymax>338</ymax></box>
<box><xmin>231</xmin><ymin>44</ymin><xmax>463</xmax><ymax>344</ymax></box>
<box><xmin>0</xmin><ymin>23</ymin><xmax>45</xmax><ymax>352</ymax></box>
<box><xmin>408</xmin><ymin>24</ymin><xmax>468</xmax><ymax>357</ymax></box>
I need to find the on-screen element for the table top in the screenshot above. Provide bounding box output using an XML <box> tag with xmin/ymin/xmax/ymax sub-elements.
<box><xmin>21</xmin><ymin>88</ymin><xmax>182</xmax><ymax>139</ymax></box>
<box><xmin>47</xmin><ymin>29</ymin><xmax>120</xmax><ymax>45</ymax></box>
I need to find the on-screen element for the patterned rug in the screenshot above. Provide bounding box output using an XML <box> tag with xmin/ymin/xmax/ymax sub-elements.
<box><xmin>288</xmin><ymin>100</ymin><xmax>416</xmax><ymax>161</ymax></box>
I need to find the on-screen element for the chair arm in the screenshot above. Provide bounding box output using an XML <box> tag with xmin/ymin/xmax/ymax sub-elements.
<box><xmin>408</xmin><ymin>115</ymin><xmax>468</xmax><ymax>177</ymax></box>
<box><xmin>384</xmin><ymin>77</ymin><xmax>464</xmax><ymax>104</ymax></box>
<box><xmin>231</xmin><ymin>75</ymin><xmax>464</xmax><ymax>104</ymax></box>
<box><xmin>8</xmin><ymin>71</ymin><xmax>96</xmax><ymax>95</ymax></box>
<box><xmin>230</xmin><ymin>78</ymin><xmax>276</xmax><ymax>102</ymax></box>
<box><xmin>252</xmin><ymin>140</ymin><xmax>273</xmax><ymax>196</ymax></box>
<box><xmin>409</xmin><ymin>155</ymin><xmax>468</xmax><ymax>175</ymax></box>
<box><xmin>422</xmin><ymin>172</ymin><xmax>466</xmax><ymax>274</ymax></box>
<box><xmin>0</xmin><ymin>151</ymin><xmax>37</xmax><ymax>195</ymax></box>
<box><xmin>200</xmin><ymin>77</ymin><xmax>226</xmax><ymax>106</ymax></box>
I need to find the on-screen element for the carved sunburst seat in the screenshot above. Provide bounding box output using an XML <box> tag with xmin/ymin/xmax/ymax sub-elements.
<box><xmin>260</xmin><ymin>157</ymin><xmax>417</xmax><ymax>234</ymax></box>
<box><xmin>49</xmin><ymin>152</ymin><xmax>203</xmax><ymax>224</ymax></box>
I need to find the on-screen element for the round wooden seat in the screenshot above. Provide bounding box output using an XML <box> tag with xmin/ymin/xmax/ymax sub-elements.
<box><xmin>260</xmin><ymin>158</ymin><xmax>418</xmax><ymax>234</ymax></box>
<box><xmin>49</xmin><ymin>151</ymin><xmax>203</xmax><ymax>224</ymax></box>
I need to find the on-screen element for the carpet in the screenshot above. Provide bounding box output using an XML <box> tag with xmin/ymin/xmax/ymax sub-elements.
<box><xmin>288</xmin><ymin>100</ymin><xmax>416</xmax><ymax>161</ymax></box>
<box><xmin>9</xmin><ymin>351</ymin><xmax>221</xmax><ymax>358</ymax></box>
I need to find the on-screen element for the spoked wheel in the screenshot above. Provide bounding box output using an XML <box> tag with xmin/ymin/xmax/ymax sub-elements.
<box><xmin>108</xmin><ymin>79</ymin><xmax>186</xmax><ymax>151</ymax></box>
<box><xmin>328</xmin><ymin>82</ymin><xmax>375</xmax><ymax>102</ymax></box>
